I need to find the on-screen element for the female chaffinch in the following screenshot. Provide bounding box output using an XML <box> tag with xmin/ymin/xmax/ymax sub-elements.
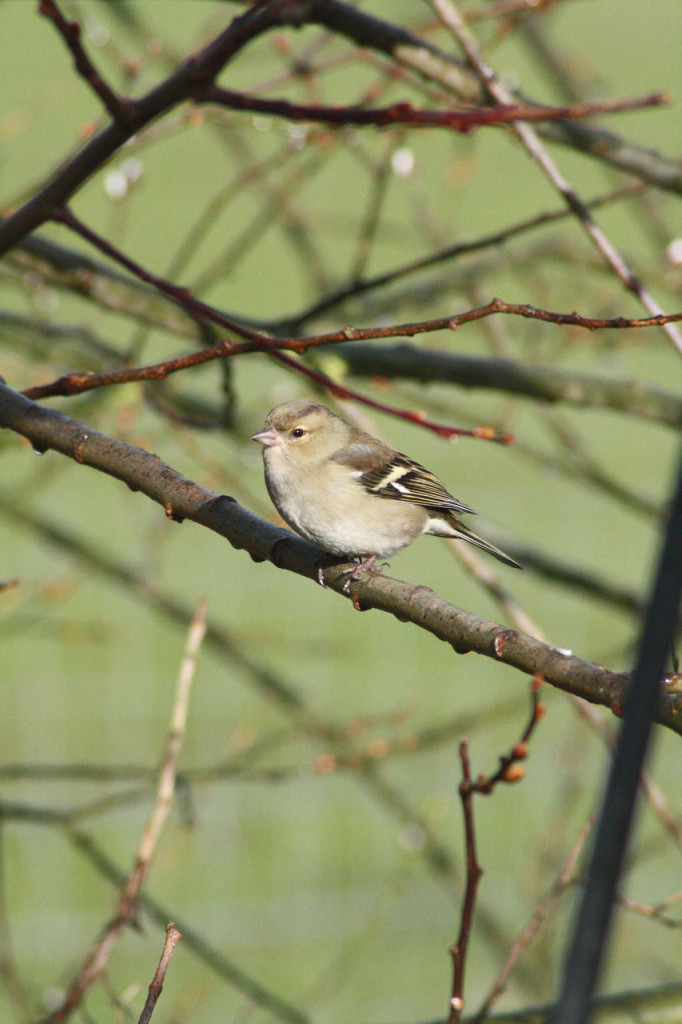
<box><xmin>251</xmin><ymin>400</ymin><xmax>521</xmax><ymax>586</ymax></box>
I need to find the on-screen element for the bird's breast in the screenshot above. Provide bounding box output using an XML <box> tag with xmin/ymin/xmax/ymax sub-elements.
<box><xmin>263</xmin><ymin>451</ymin><xmax>426</xmax><ymax>557</ymax></box>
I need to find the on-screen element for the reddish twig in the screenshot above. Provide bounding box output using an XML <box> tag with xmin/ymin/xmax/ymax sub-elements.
<box><xmin>449</xmin><ymin>741</ymin><xmax>482</xmax><ymax>1024</ymax></box>
<box><xmin>267</xmin><ymin>347</ymin><xmax>513</xmax><ymax>442</ymax></box>
<box><xmin>449</xmin><ymin>677</ymin><xmax>545</xmax><ymax>1023</ymax></box>
<box><xmin>465</xmin><ymin>674</ymin><xmax>545</xmax><ymax>795</ymax></box>
<box><xmin>38</xmin><ymin>0</ymin><xmax>130</xmax><ymax>123</ymax></box>
<box><xmin>21</xmin><ymin>342</ymin><xmax>233</xmax><ymax>399</ymax></box>
<box><xmin>284</xmin><ymin>300</ymin><xmax>682</xmax><ymax>346</ymax></box>
<box><xmin>137</xmin><ymin>924</ymin><xmax>182</xmax><ymax>1024</ymax></box>
<box><xmin>201</xmin><ymin>85</ymin><xmax>667</xmax><ymax>133</ymax></box>
<box><xmin>25</xmin><ymin>208</ymin><xmax>682</xmax><ymax>441</ymax></box>
<box><xmin>20</xmin><ymin>293</ymin><xmax>682</xmax><ymax>405</ymax></box>
<box><xmin>43</xmin><ymin>207</ymin><xmax>512</xmax><ymax>442</ymax></box>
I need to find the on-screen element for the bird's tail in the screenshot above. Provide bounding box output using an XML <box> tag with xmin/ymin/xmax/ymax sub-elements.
<box><xmin>449</xmin><ymin>519</ymin><xmax>522</xmax><ymax>570</ymax></box>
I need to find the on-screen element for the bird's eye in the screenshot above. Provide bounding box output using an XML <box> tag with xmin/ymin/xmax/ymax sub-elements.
<box><xmin>291</xmin><ymin>428</ymin><xmax>305</xmax><ymax>439</ymax></box>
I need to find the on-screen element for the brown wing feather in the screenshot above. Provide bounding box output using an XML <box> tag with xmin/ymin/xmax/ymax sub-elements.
<box><xmin>342</xmin><ymin>449</ymin><xmax>476</xmax><ymax>516</ymax></box>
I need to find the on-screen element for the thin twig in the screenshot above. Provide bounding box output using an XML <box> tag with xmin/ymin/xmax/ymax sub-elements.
<box><xmin>427</xmin><ymin>0</ymin><xmax>682</xmax><ymax>357</ymax></box>
<box><xmin>39</xmin><ymin>0</ymin><xmax>130</xmax><ymax>122</ymax></box>
<box><xmin>201</xmin><ymin>83</ymin><xmax>666</xmax><ymax>131</ymax></box>
<box><xmin>39</xmin><ymin>208</ymin><xmax>515</xmax><ymax>443</ymax></box>
<box><xmin>21</xmin><ymin>296</ymin><xmax>682</xmax><ymax>402</ymax></box>
<box><xmin>41</xmin><ymin>600</ymin><xmax>206</xmax><ymax>1024</ymax></box>
<box><xmin>449</xmin><ymin>741</ymin><xmax>482</xmax><ymax>1024</ymax></box>
<box><xmin>137</xmin><ymin>923</ymin><xmax>182</xmax><ymax>1024</ymax></box>
<box><xmin>119</xmin><ymin>598</ymin><xmax>207</xmax><ymax>922</ymax></box>
<box><xmin>449</xmin><ymin>679</ymin><xmax>545</xmax><ymax>1022</ymax></box>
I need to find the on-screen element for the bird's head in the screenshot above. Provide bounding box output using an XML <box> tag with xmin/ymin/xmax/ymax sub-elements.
<box><xmin>250</xmin><ymin>400</ymin><xmax>350</xmax><ymax>465</ymax></box>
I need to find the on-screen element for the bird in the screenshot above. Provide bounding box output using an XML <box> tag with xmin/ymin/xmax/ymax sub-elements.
<box><xmin>251</xmin><ymin>400</ymin><xmax>521</xmax><ymax>588</ymax></box>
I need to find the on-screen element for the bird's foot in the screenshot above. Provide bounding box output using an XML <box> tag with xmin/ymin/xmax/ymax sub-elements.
<box><xmin>340</xmin><ymin>555</ymin><xmax>389</xmax><ymax>594</ymax></box>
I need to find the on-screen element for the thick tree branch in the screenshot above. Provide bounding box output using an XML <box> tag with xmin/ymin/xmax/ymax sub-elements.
<box><xmin>1</xmin><ymin>381</ymin><xmax>680</xmax><ymax>734</ymax></box>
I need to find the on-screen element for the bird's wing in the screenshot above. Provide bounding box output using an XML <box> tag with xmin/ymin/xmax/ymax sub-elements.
<box><xmin>333</xmin><ymin>444</ymin><xmax>476</xmax><ymax>515</ymax></box>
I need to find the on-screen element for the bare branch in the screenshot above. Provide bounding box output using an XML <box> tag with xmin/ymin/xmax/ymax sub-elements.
<box><xmin>137</xmin><ymin>924</ymin><xmax>182</xmax><ymax>1024</ymax></box>
<box><xmin>41</xmin><ymin>600</ymin><xmax>205</xmax><ymax>1023</ymax></box>
<box><xmin>2</xmin><ymin>382</ymin><xmax>680</xmax><ymax>734</ymax></box>
<box><xmin>39</xmin><ymin>0</ymin><xmax>130</xmax><ymax>122</ymax></box>
<box><xmin>0</xmin><ymin>3</ymin><xmax>282</xmax><ymax>256</ymax></box>
<box><xmin>303</xmin><ymin>0</ymin><xmax>682</xmax><ymax>194</ymax></box>
<box><xmin>26</xmin><ymin>209</ymin><xmax>514</xmax><ymax>442</ymax></box>
<box><xmin>201</xmin><ymin>84</ymin><xmax>667</xmax><ymax>132</ymax></box>
<box><xmin>20</xmin><ymin>300</ymin><xmax>682</xmax><ymax>417</ymax></box>
<box><xmin>427</xmin><ymin>0</ymin><xmax>682</xmax><ymax>356</ymax></box>
<box><xmin>449</xmin><ymin>680</ymin><xmax>545</xmax><ymax>1022</ymax></box>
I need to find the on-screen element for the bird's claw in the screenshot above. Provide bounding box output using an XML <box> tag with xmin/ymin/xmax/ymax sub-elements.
<box><xmin>340</xmin><ymin>556</ymin><xmax>389</xmax><ymax>594</ymax></box>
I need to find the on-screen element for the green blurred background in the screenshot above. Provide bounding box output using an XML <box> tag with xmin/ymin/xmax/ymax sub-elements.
<box><xmin>1</xmin><ymin>2</ymin><xmax>681</xmax><ymax>1022</ymax></box>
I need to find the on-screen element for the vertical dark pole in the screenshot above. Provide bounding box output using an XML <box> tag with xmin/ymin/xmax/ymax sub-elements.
<box><xmin>552</xmin><ymin>446</ymin><xmax>682</xmax><ymax>1024</ymax></box>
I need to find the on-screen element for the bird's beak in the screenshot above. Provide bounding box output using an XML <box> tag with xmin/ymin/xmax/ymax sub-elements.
<box><xmin>250</xmin><ymin>427</ymin><xmax>279</xmax><ymax>447</ymax></box>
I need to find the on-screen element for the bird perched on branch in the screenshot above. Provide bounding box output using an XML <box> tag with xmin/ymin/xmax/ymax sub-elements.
<box><xmin>251</xmin><ymin>400</ymin><xmax>521</xmax><ymax>588</ymax></box>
